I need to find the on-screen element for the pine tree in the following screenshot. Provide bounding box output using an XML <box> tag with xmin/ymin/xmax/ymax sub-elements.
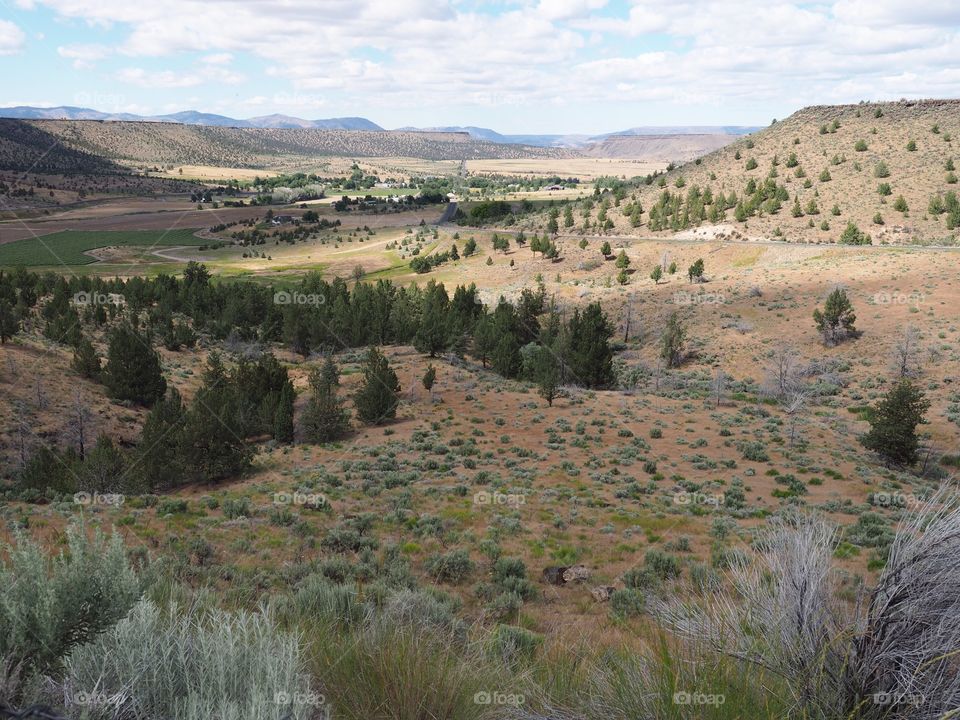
<box><xmin>0</xmin><ymin>299</ymin><xmax>18</xmax><ymax>343</ymax></box>
<box><xmin>660</xmin><ymin>312</ymin><xmax>686</xmax><ymax>368</ymax></box>
<box><xmin>565</xmin><ymin>303</ymin><xmax>614</xmax><ymax>388</ymax></box>
<box><xmin>861</xmin><ymin>380</ymin><xmax>929</xmax><ymax>466</ymax></box>
<box><xmin>813</xmin><ymin>288</ymin><xmax>857</xmax><ymax>345</ymax></box>
<box><xmin>354</xmin><ymin>347</ymin><xmax>401</xmax><ymax>425</ymax></box>
<box><xmin>687</xmin><ymin>258</ymin><xmax>705</xmax><ymax>283</ymax></box>
<box><xmin>103</xmin><ymin>323</ymin><xmax>166</xmax><ymax>405</ymax></box>
<box><xmin>531</xmin><ymin>344</ymin><xmax>561</xmax><ymax>406</ymax></box>
<box><xmin>615</xmin><ymin>250</ymin><xmax>631</xmax><ymax>269</ymax></box>
<box><xmin>422</xmin><ymin>364</ymin><xmax>437</xmax><ymax>392</ymax></box>
<box><xmin>72</xmin><ymin>335</ymin><xmax>101</xmax><ymax>379</ymax></box>
<box><xmin>601</xmin><ymin>241</ymin><xmax>612</xmax><ymax>257</ymax></box>
<box><xmin>273</xmin><ymin>381</ymin><xmax>295</xmax><ymax>443</ymax></box>
<box><xmin>650</xmin><ymin>265</ymin><xmax>663</xmax><ymax>284</ymax></box>
<box><xmin>137</xmin><ymin>388</ymin><xmax>186</xmax><ymax>491</ymax></box>
<box><xmin>472</xmin><ymin>314</ymin><xmax>497</xmax><ymax>368</ymax></box>
<box><xmin>302</xmin><ymin>362</ymin><xmax>351</xmax><ymax>442</ymax></box>
<box><xmin>414</xmin><ymin>282</ymin><xmax>451</xmax><ymax>357</ymax></box>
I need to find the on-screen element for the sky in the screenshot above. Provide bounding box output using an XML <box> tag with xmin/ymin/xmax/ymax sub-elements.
<box><xmin>0</xmin><ymin>0</ymin><xmax>959</xmax><ymax>134</ymax></box>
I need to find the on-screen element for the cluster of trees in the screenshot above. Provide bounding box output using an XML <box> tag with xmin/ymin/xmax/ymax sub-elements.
<box><xmin>410</xmin><ymin>246</ymin><xmax>457</xmax><ymax>273</ymax></box>
<box><xmin>4</xmin><ymin>264</ymin><xmax>620</xmax><ymax>491</ymax></box>
<box><xmin>929</xmin><ymin>191</ymin><xmax>960</xmax><ymax>229</ymax></box>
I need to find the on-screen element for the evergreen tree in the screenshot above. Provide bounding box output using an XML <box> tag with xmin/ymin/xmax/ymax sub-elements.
<box><xmin>414</xmin><ymin>281</ymin><xmax>451</xmax><ymax>357</ymax></box>
<box><xmin>601</xmin><ymin>241</ymin><xmax>612</xmax><ymax>257</ymax></box>
<box><xmin>302</xmin><ymin>361</ymin><xmax>351</xmax><ymax>442</ymax></box>
<box><xmin>472</xmin><ymin>314</ymin><xmax>497</xmax><ymax>368</ymax></box>
<box><xmin>687</xmin><ymin>258</ymin><xmax>705</xmax><ymax>283</ymax></box>
<box><xmin>0</xmin><ymin>299</ymin><xmax>18</xmax><ymax>343</ymax></box>
<box><xmin>861</xmin><ymin>380</ymin><xmax>929</xmax><ymax>466</ymax></box>
<box><xmin>813</xmin><ymin>288</ymin><xmax>857</xmax><ymax>345</ymax></box>
<box><xmin>137</xmin><ymin>388</ymin><xmax>186</xmax><ymax>491</ymax></box>
<box><xmin>72</xmin><ymin>335</ymin><xmax>101</xmax><ymax>379</ymax></box>
<box><xmin>273</xmin><ymin>380</ymin><xmax>295</xmax><ymax>443</ymax></box>
<box><xmin>422</xmin><ymin>364</ymin><xmax>437</xmax><ymax>392</ymax></box>
<box><xmin>531</xmin><ymin>344</ymin><xmax>561</xmax><ymax>406</ymax></box>
<box><xmin>615</xmin><ymin>250</ymin><xmax>631</xmax><ymax>269</ymax></box>
<box><xmin>463</xmin><ymin>237</ymin><xmax>478</xmax><ymax>256</ymax></box>
<box><xmin>565</xmin><ymin>303</ymin><xmax>614</xmax><ymax>388</ymax></box>
<box><xmin>650</xmin><ymin>265</ymin><xmax>663</xmax><ymax>284</ymax></box>
<box><xmin>103</xmin><ymin>323</ymin><xmax>166</xmax><ymax>405</ymax></box>
<box><xmin>660</xmin><ymin>312</ymin><xmax>686</xmax><ymax>368</ymax></box>
<box><xmin>354</xmin><ymin>347</ymin><xmax>401</xmax><ymax>425</ymax></box>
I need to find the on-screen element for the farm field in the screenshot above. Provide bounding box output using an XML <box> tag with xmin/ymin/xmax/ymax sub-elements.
<box><xmin>0</xmin><ymin>228</ymin><xmax>205</xmax><ymax>265</ymax></box>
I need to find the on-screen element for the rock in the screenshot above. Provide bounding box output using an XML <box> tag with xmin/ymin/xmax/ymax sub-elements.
<box><xmin>562</xmin><ymin>565</ymin><xmax>591</xmax><ymax>584</ymax></box>
<box><xmin>542</xmin><ymin>566</ymin><xmax>570</xmax><ymax>585</ymax></box>
<box><xmin>591</xmin><ymin>586</ymin><xmax>616</xmax><ymax>602</ymax></box>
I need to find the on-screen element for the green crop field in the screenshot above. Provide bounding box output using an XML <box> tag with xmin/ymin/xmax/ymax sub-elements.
<box><xmin>0</xmin><ymin>229</ymin><xmax>205</xmax><ymax>266</ymax></box>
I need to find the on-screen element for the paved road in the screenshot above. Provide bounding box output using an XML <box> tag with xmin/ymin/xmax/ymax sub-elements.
<box><xmin>438</xmin><ymin>201</ymin><xmax>458</xmax><ymax>224</ymax></box>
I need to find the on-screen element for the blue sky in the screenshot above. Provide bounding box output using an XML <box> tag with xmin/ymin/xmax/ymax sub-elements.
<box><xmin>1</xmin><ymin>0</ymin><xmax>959</xmax><ymax>134</ymax></box>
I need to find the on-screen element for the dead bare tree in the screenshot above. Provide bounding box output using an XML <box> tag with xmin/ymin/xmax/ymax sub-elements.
<box><xmin>71</xmin><ymin>389</ymin><xmax>92</xmax><ymax>461</ymax></box>
<box><xmin>764</xmin><ymin>346</ymin><xmax>800</xmax><ymax>401</ymax></box>
<box><xmin>712</xmin><ymin>367</ymin><xmax>728</xmax><ymax>408</ymax></box>
<box><xmin>891</xmin><ymin>325</ymin><xmax>921</xmax><ymax>378</ymax></box>
<box><xmin>784</xmin><ymin>391</ymin><xmax>808</xmax><ymax>447</ymax></box>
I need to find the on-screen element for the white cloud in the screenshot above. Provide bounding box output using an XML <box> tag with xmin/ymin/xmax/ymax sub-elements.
<box><xmin>117</xmin><ymin>68</ymin><xmax>203</xmax><ymax>88</ymax></box>
<box><xmin>58</xmin><ymin>43</ymin><xmax>111</xmax><ymax>68</ymax></box>
<box><xmin>16</xmin><ymin>0</ymin><xmax>960</xmax><ymax>117</ymax></box>
<box><xmin>0</xmin><ymin>20</ymin><xmax>26</xmax><ymax>55</ymax></box>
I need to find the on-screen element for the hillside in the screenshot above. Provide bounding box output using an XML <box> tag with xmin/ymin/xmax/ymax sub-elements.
<box><xmin>580</xmin><ymin>133</ymin><xmax>739</xmax><ymax>161</ymax></box>
<box><xmin>622</xmin><ymin>99</ymin><xmax>960</xmax><ymax>245</ymax></box>
<box><xmin>1</xmin><ymin>120</ymin><xmax>574</xmax><ymax>168</ymax></box>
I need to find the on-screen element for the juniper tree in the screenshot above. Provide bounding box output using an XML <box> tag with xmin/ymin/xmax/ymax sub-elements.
<box><xmin>103</xmin><ymin>323</ymin><xmax>166</xmax><ymax>405</ymax></box>
<box><xmin>813</xmin><ymin>288</ymin><xmax>857</xmax><ymax>345</ymax></box>
<box><xmin>354</xmin><ymin>347</ymin><xmax>401</xmax><ymax>425</ymax></box>
<box><xmin>861</xmin><ymin>379</ymin><xmax>930</xmax><ymax>466</ymax></box>
<box><xmin>660</xmin><ymin>312</ymin><xmax>686</xmax><ymax>368</ymax></box>
<box><xmin>302</xmin><ymin>360</ymin><xmax>351</xmax><ymax>442</ymax></box>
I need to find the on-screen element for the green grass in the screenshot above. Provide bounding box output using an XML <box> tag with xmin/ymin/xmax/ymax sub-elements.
<box><xmin>0</xmin><ymin>229</ymin><xmax>205</xmax><ymax>266</ymax></box>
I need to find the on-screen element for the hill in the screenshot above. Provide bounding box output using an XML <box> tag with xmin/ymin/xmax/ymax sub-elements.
<box><xmin>0</xmin><ymin>119</ymin><xmax>575</xmax><ymax>168</ymax></box>
<box><xmin>623</xmin><ymin>99</ymin><xmax>960</xmax><ymax>245</ymax></box>
<box><xmin>579</xmin><ymin>133</ymin><xmax>740</xmax><ymax>161</ymax></box>
<box><xmin>0</xmin><ymin>105</ymin><xmax>385</xmax><ymax>130</ymax></box>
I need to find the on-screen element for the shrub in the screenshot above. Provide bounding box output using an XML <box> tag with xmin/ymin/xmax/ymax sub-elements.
<box><xmin>0</xmin><ymin>523</ymin><xmax>142</xmax><ymax>682</ymax></box>
<box><xmin>610</xmin><ymin>588</ymin><xmax>646</xmax><ymax>618</ymax></box>
<box><xmin>57</xmin><ymin>600</ymin><xmax>314</xmax><ymax>720</ymax></box>
<box><xmin>425</xmin><ymin>549</ymin><xmax>476</xmax><ymax>584</ymax></box>
<box><xmin>645</xmin><ymin>549</ymin><xmax>681</xmax><ymax>579</ymax></box>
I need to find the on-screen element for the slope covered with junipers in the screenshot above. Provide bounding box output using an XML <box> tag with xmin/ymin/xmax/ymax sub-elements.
<box><xmin>6</xmin><ymin>119</ymin><xmax>575</xmax><ymax>169</ymax></box>
<box><xmin>628</xmin><ymin>99</ymin><xmax>960</xmax><ymax>245</ymax></box>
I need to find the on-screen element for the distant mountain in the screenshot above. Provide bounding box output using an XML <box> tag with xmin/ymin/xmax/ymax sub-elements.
<box><xmin>0</xmin><ymin>106</ymin><xmax>384</xmax><ymax>131</ymax></box>
<box><xmin>399</xmin><ymin>124</ymin><xmax>760</xmax><ymax>147</ymax></box>
<box><xmin>596</xmin><ymin>125</ymin><xmax>761</xmax><ymax>138</ymax></box>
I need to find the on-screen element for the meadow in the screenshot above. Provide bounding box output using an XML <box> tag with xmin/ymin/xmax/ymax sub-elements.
<box><xmin>0</xmin><ymin>228</ymin><xmax>206</xmax><ymax>266</ymax></box>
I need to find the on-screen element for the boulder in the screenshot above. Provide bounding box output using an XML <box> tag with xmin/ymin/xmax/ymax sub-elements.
<box><xmin>542</xmin><ymin>566</ymin><xmax>570</xmax><ymax>585</ymax></box>
<box><xmin>591</xmin><ymin>586</ymin><xmax>616</xmax><ymax>602</ymax></box>
<box><xmin>562</xmin><ymin>565</ymin><xmax>591</xmax><ymax>584</ymax></box>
